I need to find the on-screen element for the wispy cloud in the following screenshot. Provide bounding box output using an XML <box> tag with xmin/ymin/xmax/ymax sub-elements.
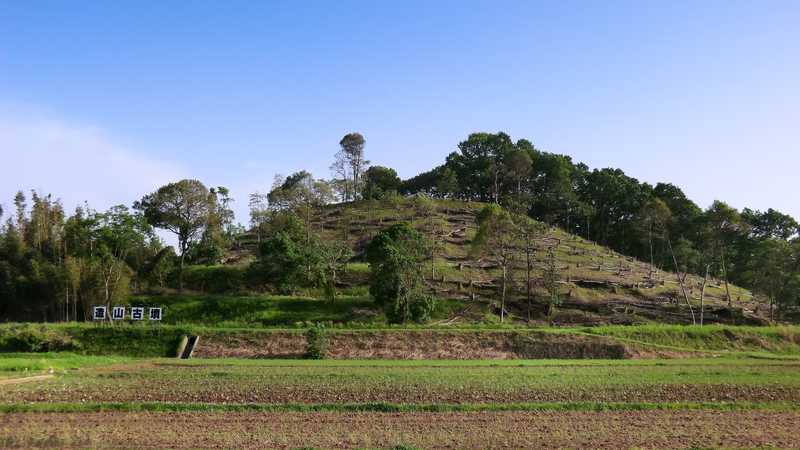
<box><xmin>0</xmin><ymin>110</ymin><xmax>186</xmax><ymax>216</ymax></box>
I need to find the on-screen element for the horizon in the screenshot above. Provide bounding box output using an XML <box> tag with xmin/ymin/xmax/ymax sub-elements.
<box><xmin>3</xmin><ymin>1</ymin><xmax>799</xmax><ymax>225</ymax></box>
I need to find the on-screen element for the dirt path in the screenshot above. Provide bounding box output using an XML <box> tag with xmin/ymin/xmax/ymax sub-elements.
<box><xmin>0</xmin><ymin>375</ymin><xmax>54</xmax><ymax>386</ymax></box>
<box><xmin>1</xmin><ymin>410</ymin><xmax>797</xmax><ymax>449</ymax></box>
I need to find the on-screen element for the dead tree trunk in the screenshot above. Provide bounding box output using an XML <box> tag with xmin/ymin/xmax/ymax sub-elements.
<box><xmin>699</xmin><ymin>264</ymin><xmax>710</xmax><ymax>326</ymax></box>
<box><xmin>526</xmin><ymin>249</ymin><xmax>533</xmax><ymax>322</ymax></box>
<box><xmin>500</xmin><ymin>264</ymin><xmax>507</xmax><ymax>323</ymax></box>
<box><xmin>648</xmin><ymin>223</ymin><xmax>654</xmax><ymax>280</ymax></box>
<box><xmin>721</xmin><ymin>252</ymin><xmax>732</xmax><ymax>308</ymax></box>
<box><xmin>668</xmin><ymin>237</ymin><xmax>696</xmax><ymax>325</ymax></box>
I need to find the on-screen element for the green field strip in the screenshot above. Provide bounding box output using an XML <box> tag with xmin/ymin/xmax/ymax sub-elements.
<box><xmin>2</xmin><ymin>401</ymin><xmax>799</xmax><ymax>414</ymax></box>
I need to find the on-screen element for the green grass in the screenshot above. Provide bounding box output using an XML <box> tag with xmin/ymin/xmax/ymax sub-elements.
<box><xmin>158</xmin><ymin>358</ymin><xmax>800</xmax><ymax>387</ymax></box>
<box><xmin>131</xmin><ymin>292</ymin><xmax>466</xmax><ymax>328</ymax></box>
<box><xmin>581</xmin><ymin>324</ymin><xmax>800</xmax><ymax>354</ymax></box>
<box><xmin>132</xmin><ymin>293</ymin><xmax>382</xmax><ymax>327</ymax></box>
<box><xmin>0</xmin><ymin>353</ymin><xmax>130</xmax><ymax>378</ymax></box>
<box><xmin>3</xmin><ymin>322</ymin><xmax>800</xmax><ymax>358</ymax></box>
<box><xmin>1</xmin><ymin>357</ymin><xmax>798</xmax><ymax>407</ymax></box>
<box><xmin>0</xmin><ymin>322</ymin><xmax>190</xmax><ymax>357</ymax></box>
<box><xmin>307</xmin><ymin>199</ymin><xmax>759</xmax><ymax>316</ymax></box>
<box><xmin>1</xmin><ymin>400</ymin><xmax>797</xmax><ymax>414</ymax></box>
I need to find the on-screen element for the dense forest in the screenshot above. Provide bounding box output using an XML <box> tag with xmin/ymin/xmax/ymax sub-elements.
<box><xmin>399</xmin><ymin>132</ymin><xmax>800</xmax><ymax>313</ymax></box>
<box><xmin>1</xmin><ymin>131</ymin><xmax>798</xmax><ymax>323</ymax></box>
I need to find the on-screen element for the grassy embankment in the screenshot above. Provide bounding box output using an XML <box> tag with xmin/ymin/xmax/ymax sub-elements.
<box><xmin>1</xmin><ymin>322</ymin><xmax>799</xmax><ymax>358</ymax></box>
<box><xmin>129</xmin><ymin>292</ymin><xmax>467</xmax><ymax>327</ymax></box>
<box><xmin>171</xmin><ymin>198</ymin><xmax>766</xmax><ymax>327</ymax></box>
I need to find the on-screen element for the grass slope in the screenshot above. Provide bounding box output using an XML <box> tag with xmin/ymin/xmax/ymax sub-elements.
<box><xmin>2</xmin><ymin>323</ymin><xmax>799</xmax><ymax>358</ymax></box>
<box><xmin>128</xmin><ymin>293</ymin><xmax>465</xmax><ymax>328</ymax></box>
<box><xmin>212</xmin><ymin>198</ymin><xmax>764</xmax><ymax>326</ymax></box>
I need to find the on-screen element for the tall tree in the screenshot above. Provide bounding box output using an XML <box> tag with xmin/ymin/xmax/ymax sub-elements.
<box><xmin>505</xmin><ymin>149</ymin><xmax>533</xmax><ymax>196</ymax></box>
<box><xmin>653</xmin><ymin>183</ymin><xmax>702</xmax><ymax>243</ymax></box>
<box><xmin>471</xmin><ymin>204</ymin><xmax>519</xmax><ymax>323</ymax></box>
<box><xmin>331</xmin><ymin>133</ymin><xmax>369</xmax><ymax>201</ymax></box>
<box><xmin>267</xmin><ymin>171</ymin><xmax>335</xmax><ymax>275</ymax></box>
<box><xmin>195</xmin><ymin>186</ymin><xmax>235</xmax><ymax>264</ymax></box>
<box><xmin>515</xmin><ymin>216</ymin><xmax>546</xmax><ymax>321</ymax></box>
<box><xmin>92</xmin><ymin>205</ymin><xmax>151</xmax><ymax>315</ymax></box>
<box><xmin>13</xmin><ymin>191</ymin><xmax>27</xmax><ymax>244</ymax></box>
<box><xmin>248</xmin><ymin>192</ymin><xmax>270</xmax><ymax>243</ymax></box>
<box><xmin>362</xmin><ymin>166</ymin><xmax>401</xmax><ymax>200</ymax></box>
<box><xmin>445</xmin><ymin>132</ymin><xmax>514</xmax><ymax>202</ymax></box>
<box><xmin>251</xmin><ymin>231</ymin><xmax>305</xmax><ymax>294</ymax></box>
<box><xmin>413</xmin><ymin>194</ymin><xmax>444</xmax><ymax>280</ymax></box>
<box><xmin>742</xmin><ymin>208</ymin><xmax>799</xmax><ymax>241</ymax></box>
<box><xmin>702</xmin><ymin>201</ymin><xmax>746</xmax><ymax>307</ymax></box>
<box><xmin>135</xmin><ymin>179</ymin><xmax>212</xmax><ymax>291</ymax></box>
<box><xmin>366</xmin><ymin>223</ymin><xmax>434</xmax><ymax>324</ymax></box>
<box><xmin>435</xmin><ymin>167</ymin><xmax>459</xmax><ymax>198</ymax></box>
<box><xmin>636</xmin><ymin>198</ymin><xmax>672</xmax><ymax>279</ymax></box>
<box><xmin>743</xmin><ymin>238</ymin><xmax>798</xmax><ymax>320</ymax></box>
<box><xmin>542</xmin><ymin>246</ymin><xmax>561</xmax><ymax>316</ymax></box>
<box><xmin>314</xmin><ymin>238</ymin><xmax>353</xmax><ymax>303</ymax></box>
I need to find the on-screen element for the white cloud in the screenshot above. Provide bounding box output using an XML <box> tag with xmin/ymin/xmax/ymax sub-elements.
<box><xmin>0</xmin><ymin>112</ymin><xmax>186</xmax><ymax>217</ymax></box>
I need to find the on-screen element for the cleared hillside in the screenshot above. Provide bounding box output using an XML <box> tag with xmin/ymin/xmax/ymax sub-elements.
<box><xmin>235</xmin><ymin>198</ymin><xmax>766</xmax><ymax>326</ymax></box>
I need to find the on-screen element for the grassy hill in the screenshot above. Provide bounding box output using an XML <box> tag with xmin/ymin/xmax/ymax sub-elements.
<box><xmin>189</xmin><ymin>197</ymin><xmax>767</xmax><ymax>327</ymax></box>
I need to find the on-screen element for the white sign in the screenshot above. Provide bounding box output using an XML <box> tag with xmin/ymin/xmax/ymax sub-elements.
<box><xmin>131</xmin><ymin>307</ymin><xmax>145</xmax><ymax>321</ymax></box>
<box><xmin>92</xmin><ymin>305</ymin><xmax>163</xmax><ymax>321</ymax></box>
<box><xmin>112</xmin><ymin>306</ymin><xmax>126</xmax><ymax>320</ymax></box>
<box><xmin>148</xmin><ymin>307</ymin><xmax>162</xmax><ymax>321</ymax></box>
<box><xmin>92</xmin><ymin>306</ymin><xmax>107</xmax><ymax>320</ymax></box>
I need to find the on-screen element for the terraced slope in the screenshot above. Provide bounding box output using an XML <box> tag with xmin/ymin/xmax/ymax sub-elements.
<box><xmin>235</xmin><ymin>198</ymin><xmax>764</xmax><ymax>326</ymax></box>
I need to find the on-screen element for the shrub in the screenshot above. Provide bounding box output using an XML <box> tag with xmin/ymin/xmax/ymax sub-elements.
<box><xmin>384</xmin><ymin>295</ymin><xmax>436</xmax><ymax>324</ymax></box>
<box><xmin>305</xmin><ymin>323</ymin><xmax>328</xmax><ymax>359</ymax></box>
<box><xmin>181</xmin><ymin>265</ymin><xmax>246</xmax><ymax>294</ymax></box>
<box><xmin>366</xmin><ymin>223</ymin><xmax>432</xmax><ymax>324</ymax></box>
<box><xmin>0</xmin><ymin>324</ymin><xmax>78</xmax><ymax>352</ymax></box>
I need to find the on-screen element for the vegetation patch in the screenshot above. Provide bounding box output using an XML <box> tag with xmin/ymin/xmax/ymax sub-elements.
<box><xmin>3</xmin><ymin>323</ymin><xmax>800</xmax><ymax>359</ymax></box>
<box><xmin>3</xmin><ymin>357</ymin><xmax>799</xmax><ymax>405</ymax></box>
<box><xmin>4</xmin><ymin>409</ymin><xmax>799</xmax><ymax>450</ymax></box>
<box><xmin>0</xmin><ymin>353</ymin><xmax>130</xmax><ymax>378</ymax></box>
<box><xmin>511</xmin><ymin>334</ymin><xmax>627</xmax><ymax>359</ymax></box>
<box><xmin>2</xmin><ymin>400</ymin><xmax>798</xmax><ymax>414</ymax></box>
<box><xmin>583</xmin><ymin>324</ymin><xmax>800</xmax><ymax>355</ymax></box>
<box><xmin>0</xmin><ymin>324</ymin><xmax>78</xmax><ymax>353</ymax></box>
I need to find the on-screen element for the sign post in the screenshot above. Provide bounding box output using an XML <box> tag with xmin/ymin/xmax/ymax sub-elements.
<box><xmin>92</xmin><ymin>305</ymin><xmax>164</xmax><ymax>324</ymax></box>
<box><xmin>92</xmin><ymin>306</ymin><xmax>107</xmax><ymax>321</ymax></box>
<box><xmin>112</xmin><ymin>306</ymin><xmax>126</xmax><ymax>320</ymax></box>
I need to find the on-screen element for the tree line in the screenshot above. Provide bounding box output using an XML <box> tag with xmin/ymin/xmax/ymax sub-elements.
<box><xmin>0</xmin><ymin>132</ymin><xmax>432</xmax><ymax>323</ymax></box>
<box><xmin>2</xmin><ymin>130</ymin><xmax>799</xmax><ymax>322</ymax></box>
<box><xmin>0</xmin><ymin>182</ymin><xmax>237</xmax><ymax>321</ymax></box>
<box><xmin>398</xmin><ymin>132</ymin><xmax>800</xmax><ymax>319</ymax></box>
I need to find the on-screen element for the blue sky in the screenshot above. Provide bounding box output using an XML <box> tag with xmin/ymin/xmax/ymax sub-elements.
<box><xmin>2</xmin><ymin>0</ymin><xmax>798</xmax><ymax>225</ymax></box>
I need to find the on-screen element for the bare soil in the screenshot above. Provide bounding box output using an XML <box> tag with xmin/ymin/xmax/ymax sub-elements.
<box><xmin>7</xmin><ymin>379</ymin><xmax>800</xmax><ymax>404</ymax></box>
<box><xmin>194</xmin><ymin>330</ymin><xmax>636</xmax><ymax>360</ymax></box>
<box><xmin>1</xmin><ymin>410</ymin><xmax>797</xmax><ymax>449</ymax></box>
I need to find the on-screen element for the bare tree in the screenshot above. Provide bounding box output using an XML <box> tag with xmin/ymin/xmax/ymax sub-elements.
<box><xmin>414</xmin><ymin>195</ymin><xmax>443</xmax><ymax>279</ymax></box>
<box><xmin>248</xmin><ymin>192</ymin><xmax>269</xmax><ymax>242</ymax></box>
<box><xmin>472</xmin><ymin>204</ymin><xmax>518</xmax><ymax>323</ymax></box>
<box><xmin>699</xmin><ymin>263</ymin><xmax>710</xmax><ymax>325</ymax></box>
<box><xmin>331</xmin><ymin>133</ymin><xmax>369</xmax><ymax>201</ymax></box>
<box><xmin>515</xmin><ymin>216</ymin><xmax>545</xmax><ymax>321</ymax></box>
<box><xmin>543</xmin><ymin>246</ymin><xmax>561</xmax><ymax>317</ymax></box>
<box><xmin>667</xmin><ymin>236</ymin><xmax>697</xmax><ymax>325</ymax></box>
